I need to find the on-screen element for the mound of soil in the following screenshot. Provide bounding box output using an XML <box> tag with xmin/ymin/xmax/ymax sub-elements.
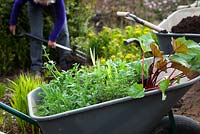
<box><xmin>171</xmin><ymin>15</ymin><xmax>200</xmax><ymax>34</ymax></box>
<box><xmin>173</xmin><ymin>81</ymin><xmax>200</xmax><ymax>122</ymax></box>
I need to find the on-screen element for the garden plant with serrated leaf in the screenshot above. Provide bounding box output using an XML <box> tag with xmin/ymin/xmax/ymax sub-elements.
<box><xmin>131</xmin><ymin>36</ymin><xmax>200</xmax><ymax>101</ymax></box>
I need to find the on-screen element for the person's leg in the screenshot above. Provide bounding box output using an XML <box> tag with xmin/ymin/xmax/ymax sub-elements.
<box><xmin>47</xmin><ymin>5</ymin><xmax>71</xmax><ymax>68</ymax></box>
<box><xmin>57</xmin><ymin>18</ymin><xmax>71</xmax><ymax>68</ymax></box>
<box><xmin>27</xmin><ymin>2</ymin><xmax>43</xmax><ymax>73</ymax></box>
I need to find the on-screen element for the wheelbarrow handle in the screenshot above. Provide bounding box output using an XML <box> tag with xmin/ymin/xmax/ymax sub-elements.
<box><xmin>0</xmin><ymin>102</ymin><xmax>39</xmax><ymax>127</ymax></box>
<box><xmin>116</xmin><ymin>11</ymin><xmax>130</xmax><ymax>16</ymax></box>
<box><xmin>117</xmin><ymin>11</ymin><xmax>166</xmax><ymax>32</ymax></box>
<box><xmin>124</xmin><ymin>38</ymin><xmax>140</xmax><ymax>46</ymax></box>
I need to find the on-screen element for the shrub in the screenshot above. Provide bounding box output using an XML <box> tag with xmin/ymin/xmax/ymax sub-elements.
<box><xmin>0</xmin><ymin>0</ymin><xmax>30</xmax><ymax>75</ymax></box>
<box><xmin>76</xmin><ymin>25</ymin><xmax>157</xmax><ymax>62</ymax></box>
<box><xmin>66</xmin><ymin>0</ymin><xmax>96</xmax><ymax>38</ymax></box>
<box><xmin>0</xmin><ymin>0</ymin><xmax>95</xmax><ymax>75</ymax></box>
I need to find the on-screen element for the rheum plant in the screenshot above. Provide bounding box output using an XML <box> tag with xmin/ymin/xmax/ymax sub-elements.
<box><xmin>132</xmin><ymin>36</ymin><xmax>200</xmax><ymax>100</ymax></box>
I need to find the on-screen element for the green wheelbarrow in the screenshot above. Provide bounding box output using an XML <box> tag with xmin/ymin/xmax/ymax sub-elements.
<box><xmin>1</xmin><ymin>57</ymin><xmax>200</xmax><ymax>134</ymax></box>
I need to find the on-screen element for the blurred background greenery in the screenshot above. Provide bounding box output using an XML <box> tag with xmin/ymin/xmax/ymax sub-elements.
<box><xmin>0</xmin><ymin>0</ymin><xmax>196</xmax><ymax>75</ymax></box>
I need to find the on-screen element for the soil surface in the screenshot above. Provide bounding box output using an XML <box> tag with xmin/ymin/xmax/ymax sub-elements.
<box><xmin>171</xmin><ymin>15</ymin><xmax>200</xmax><ymax>33</ymax></box>
<box><xmin>173</xmin><ymin>81</ymin><xmax>200</xmax><ymax>122</ymax></box>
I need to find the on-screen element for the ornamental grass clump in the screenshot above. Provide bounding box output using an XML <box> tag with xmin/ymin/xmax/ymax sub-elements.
<box><xmin>8</xmin><ymin>73</ymin><xmax>44</xmax><ymax>133</ymax></box>
<box><xmin>0</xmin><ymin>83</ymin><xmax>6</xmax><ymax>98</ymax></box>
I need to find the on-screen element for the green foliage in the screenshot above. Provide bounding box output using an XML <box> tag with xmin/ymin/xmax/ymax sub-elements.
<box><xmin>0</xmin><ymin>83</ymin><xmax>6</xmax><ymax>130</ymax></box>
<box><xmin>8</xmin><ymin>73</ymin><xmax>44</xmax><ymax>133</ymax></box>
<box><xmin>0</xmin><ymin>83</ymin><xmax>6</xmax><ymax>98</ymax></box>
<box><xmin>135</xmin><ymin>37</ymin><xmax>200</xmax><ymax>100</ymax></box>
<box><xmin>0</xmin><ymin>110</ymin><xmax>13</xmax><ymax>133</ymax></box>
<box><xmin>159</xmin><ymin>78</ymin><xmax>170</xmax><ymax>101</ymax></box>
<box><xmin>76</xmin><ymin>25</ymin><xmax>156</xmax><ymax>62</ymax></box>
<box><xmin>138</xmin><ymin>32</ymin><xmax>155</xmax><ymax>52</ymax></box>
<box><xmin>0</xmin><ymin>0</ymin><xmax>30</xmax><ymax>74</ymax></box>
<box><xmin>36</xmin><ymin>49</ymin><xmax>149</xmax><ymax>116</ymax></box>
<box><xmin>0</xmin><ymin>34</ymin><xmax>15</xmax><ymax>75</ymax></box>
<box><xmin>0</xmin><ymin>0</ymin><xmax>95</xmax><ymax>75</ymax></box>
<box><xmin>0</xmin><ymin>110</ymin><xmax>11</xmax><ymax>132</ymax></box>
<box><xmin>128</xmin><ymin>83</ymin><xmax>145</xmax><ymax>98</ymax></box>
<box><xmin>0</xmin><ymin>110</ymin><xmax>3</xmax><ymax>130</ymax></box>
<box><xmin>170</xmin><ymin>37</ymin><xmax>200</xmax><ymax>72</ymax></box>
<box><xmin>36</xmin><ymin>36</ymin><xmax>200</xmax><ymax>116</ymax></box>
<box><xmin>66</xmin><ymin>0</ymin><xmax>95</xmax><ymax>38</ymax></box>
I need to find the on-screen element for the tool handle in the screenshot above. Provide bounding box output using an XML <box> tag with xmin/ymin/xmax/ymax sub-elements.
<box><xmin>24</xmin><ymin>32</ymin><xmax>72</xmax><ymax>52</ymax></box>
<box><xmin>23</xmin><ymin>32</ymin><xmax>89</xmax><ymax>61</ymax></box>
<box><xmin>117</xmin><ymin>11</ymin><xmax>130</xmax><ymax>17</ymax></box>
<box><xmin>55</xmin><ymin>43</ymin><xmax>72</xmax><ymax>52</ymax></box>
<box><xmin>24</xmin><ymin>32</ymin><xmax>48</xmax><ymax>44</ymax></box>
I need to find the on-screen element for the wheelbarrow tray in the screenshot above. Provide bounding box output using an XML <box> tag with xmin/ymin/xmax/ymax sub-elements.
<box><xmin>154</xmin><ymin>7</ymin><xmax>200</xmax><ymax>54</ymax></box>
<box><xmin>27</xmin><ymin>58</ymin><xmax>200</xmax><ymax>134</ymax></box>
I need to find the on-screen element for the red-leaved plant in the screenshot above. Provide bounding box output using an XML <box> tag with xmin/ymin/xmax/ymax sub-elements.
<box><xmin>129</xmin><ymin>34</ymin><xmax>200</xmax><ymax>100</ymax></box>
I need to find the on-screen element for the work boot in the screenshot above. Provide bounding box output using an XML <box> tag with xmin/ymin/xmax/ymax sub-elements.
<box><xmin>31</xmin><ymin>71</ymin><xmax>42</xmax><ymax>79</ymax></box>
<box><xmin>60</xmin><ymin>64</ymin><xmax>74</xmax><ymax>72</ymax></box>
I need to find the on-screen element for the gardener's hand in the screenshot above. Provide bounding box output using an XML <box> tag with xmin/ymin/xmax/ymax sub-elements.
<box><xmin>9</xmin><ymin>25</ymin><xmax>16</xmax><ymax>35</ymax></box>
<box><xmin>48</xmin><ymin>40</ymin><xmax>56</xmax><ymax>48</ymax></box>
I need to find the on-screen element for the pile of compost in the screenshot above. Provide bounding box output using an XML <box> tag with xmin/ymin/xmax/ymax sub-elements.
<box><xmin>171</xmin><ymin>15</ymin><xmax>200</xmax><ymax>34</ymax></box>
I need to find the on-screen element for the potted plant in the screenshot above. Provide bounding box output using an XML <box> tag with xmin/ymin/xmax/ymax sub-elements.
<box><xmin>28</xmin><ymin>35</ymin><xmax>200</xmax><ymax>134</ymax></box>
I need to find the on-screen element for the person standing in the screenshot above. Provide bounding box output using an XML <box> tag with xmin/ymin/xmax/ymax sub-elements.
<box><xmin>9</xmin><ymin>0</ymin><xmax>70</xmax><ymax>77</ymax></box>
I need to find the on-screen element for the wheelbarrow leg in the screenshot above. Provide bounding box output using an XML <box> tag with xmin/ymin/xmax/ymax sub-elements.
<box><xmin>153</xmin><ymin>111</ymin><xmax>200</xmax><ymax>134</ymax></box>
<box><xmin>168</xmin><ymin>110</ymin><xmax>178</xmax><ymax>134</ymax></box>
<box><xmin>0</xmin><ymin>102</ymin><xmax>39</xmax><ymax>127</ymax></box>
